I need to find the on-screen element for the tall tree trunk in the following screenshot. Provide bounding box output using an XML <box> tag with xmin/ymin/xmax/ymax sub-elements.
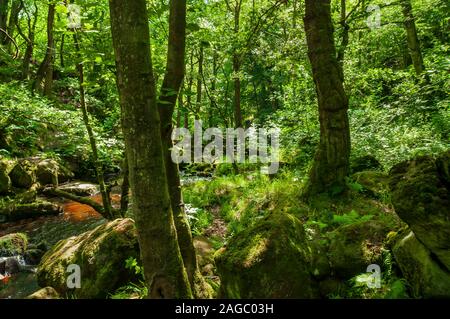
<box><xmin>157</xmin><ymin>0</ymin><xmax>200</xmax><ymax>293</ymax></box>
<box><xmin>401</xmin><ymin>0</ymin><xmax>425</xmax><ymax>75</ymax></box>
<box><xmin>33</xmin><ymin>3</ymin><xmax>55</xmax><ymax>96</ymax></box>
<box><xmin>233</xmin><ymin>4</ymin><xmax>242</xmax><ymax>128</ymax></box>
<box><xmin>16</xmin><ymin>0</ymin><xmax>38</xmax><ymax>80</ymax></box>
<box><xmin>337</xmin><ymin>0</ymin><xmax>349</xmax><ymax>73</ymax></box>
<box><xmin>304</xmin><ymin>0</ymin><xmax>351</xmax><ymax>196</ymax></box>
<box><xmin>73</xmin><ymin>32</ymin><xmax>114</xmax><ymax>220</ymax></box>
<box><xmin>5</xmin><ymin>0</ymin><xmax>20</xmax><ymax>49</ymax></box>
<box><xmin>109</xmin><ymin>0</ymin><xmax>192</xmax><ymax>299</ymax></box>
<box><xmin>195</xmin><ymin>44</ymin><xmax>203</xmax><ymax>118</ymax></box>
<box><xmin>0</xmin><ymin>0</ymin><xmax>8</xmax><ymax>43</ymax></box>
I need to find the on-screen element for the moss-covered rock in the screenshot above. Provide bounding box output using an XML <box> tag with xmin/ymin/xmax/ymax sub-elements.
<box><xmin>35</xmin><ymin>158</ymin><xmax>74</xmax><ymax>185</ymax></box>
<box><xmin>0</xmin><ymin>201</ymin><xmax>62</xmax><ymax>222</ymax></box>
<box><xmin>214</xmin><ymin>212</ymin><xmax>318</xmax><ymax>298</ymax></box>
<box><xmin>9</xmin><ymin>160</ymin><xmax>37</xmax><ymax>189</ymax></box>
<box><xmin>351</xmin><ymin>155</ymin><xmax>383</xmax><ymax>173</ymax></box>
<box><xmin>0</xmin><ymin>233</ymin><xmax>28</xmax><ymax>257</ymax></box>
<box><xmin>27</xmin><ymin>287</ymin><xmax>60</xmax><ymax>299</ymax></box>
<box><xmin>328</xmin><ymin>220</ymin><xmax>390</xmax><ymax>279</ymax></box>
<box><xmin>392</xmin><ymin>231</ymin><xmax>450</xmax><ymax>298</ymax></box>
<box><xmin>352</xmin><ymin>170</ymin><xmax>389</xmax><ymax>198</ymax></box>
<box><xmin>0</xmin><ymin>160</ymin><xmax>11</xmax><ymax>194</ymax></box>
<box><xmin>36</xmin><ymin>218</ymin><xmax>140</xmax><ymax>299</ymax></box>
<box><xmin>389</xmin><ymin>151</ymin><xmax>450</xmax><ymax>271</ymax></box>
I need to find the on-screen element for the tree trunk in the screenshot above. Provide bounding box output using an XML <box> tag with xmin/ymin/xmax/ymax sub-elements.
<box><xmin>195</xmin><ymin>44</ymin><xmax>203</xmax><ymax>118</ymax></box>
<box><xmin>5</xmin><ymin>0</ymin><xmax>20</xmax><ymax>49</ymax></box>
<box><xmin>401</xmin><ymin>0</ymin><xmax>425</xmax><ymax>75</ymax></box>
<box><xmin>304</xmin><ymin>0</ymin><xmax>351</xmax><ymax>196</ymax></box>
<box><xmin>33</xmin><ymin>3</ymin><xmax>55</xmax><ymax>96</ymax></box>
<box><xmin>157</xmin><ymin>0</ymin><xmax>201</xmax><ymax>293</ymax></box>
<box><xmin>109</xmin><ymin>0</ymin><xmax>192</xmax><ymax>299</ymax></box>
<box><xmin>73</xmin><ymin>32</ymin><xmax>114</xmax><ymax>220</ymax></box>
<box><xmin>0</xmin><ymin>0</ymin><xmax>8</xmax><ymax>43</ymax></box>
<box><xmin>337</xmin><ymin>0</ymin><xmax>349</xmax><ymax>73</ymax></box>
<box><xmin>120</xmin><ymin>156</ymin><xmax>129</xmax><ymax>216</ymax></box>
<box><xmin>233</xmin><ymin>4</ymin><xmax>242</xmax><ymax>128</ymax></box>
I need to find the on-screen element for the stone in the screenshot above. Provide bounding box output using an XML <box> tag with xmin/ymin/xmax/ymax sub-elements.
<box><xmin>351</xmin><ymin>155</ymin><xmax>383</xmax><ymax>173</ymax></box>
<box><xmin>27</xmin><ymin>287</ymin><xmax>60</xmax><ymax>299</ymax></box>
<box><xmin>9</xmin><ymin>160</ymin><xmax>37</xmax><ymax>189</ymax></box>
<box><xmin>0</xmin><ymin>160</ymin><xmax>11</xmax><ymax>194</ymax></box>
<box><xmin>214</xmin><ymin>212</ymin><xmax>318</xmax><ymax>298</ymax></box>
<box><xmin>328</xmin><ymin>220</ymin><xmax>390</xmax><ymax>279</ymax></box>
<box><xmin>0</xmin><ymin>233</ymin><xmax>28</xmax><ymax>257</ymax></box>
<box><xmin>392</xmin><ymin>231</ymin><xmax>450</xmax><ymax>298</ymax></box>
<box><xmin>389</xmin><ymin>151</ymin><xmax>450</xmax><ymax>271</ymax></box>
<box><xmin>37</xmin><ymin>218</ymin><xmax>140</xmax><ymax>299</ymax></box>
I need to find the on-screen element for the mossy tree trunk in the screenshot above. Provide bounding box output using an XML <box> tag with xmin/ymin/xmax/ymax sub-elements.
<box><xmin>304</xmin><ymin>0</ymin><xmax>351</xmax><ymax>196</ymax></box>
<box><xmin>401</xmin><ymin>0</ymin><xmax>425</xmax><ymax>76</ymax></box>
<box><xmin>33</xmin><ymin>2</ymin><xmax>55</xmax><ymax>96</ymax></box>
<box><xmin>0</xmin><ymin>0</ymin><xmax>8</xmax><ymax>43</ymax></box>
<box><xmin>156</xmin><ymin>0</ymin><xmax>199</xmax><ymax>290</ymax></box>
<box><xmin>109</xmin><ymin>0</ymin><xmax>192</xmax><ymax>299</ymax></box>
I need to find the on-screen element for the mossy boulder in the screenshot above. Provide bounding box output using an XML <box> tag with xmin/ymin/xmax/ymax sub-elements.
<box><xmin>0</xmin><ymin>201</ymin><xmax>62</xmax><ymax>222</ymax></box>
<box><xmin>27</xmin><ymin>287</ymin><xmax>60</xmax><ymax>299</ymax></box>
<box><xmin>214</xmin><ymin>212</ymin><xmax>318</xmax><ymax>298</ymax></box>
<box><xmin>9</xmin><ymin>160</ymin><xmax>37</xmax><ymax>189</ymax></box>
<box><xmin>351</xmin><ymin>155</ymin><xmax>383</xmax><ymax>173</ymax></box>
<box><xmin>352</xmin><ymin>170</ymin><xmax>389</xmax><ymax>198</ymax></box>
<box><xmin>0</xmin><ymin>233</ymin><xmax>28</xmax><ymax>257</ymax></box>
<box><xmin>328</xmin><ymin>220</ymin><xmax>390</xmax><ymax>279</ymax></box>
<box><xmin>389</xmin><ymin>151</ymin><xmax>450</xmax><ymax>271</ymax></box>
<box><xmin>36</xmin><ymin>218</ymin><xmax>140</xmax><ymax>299</ymax></box>
<box><xmin>35</xmin><ymin>158</ymin><xmax>74</xmax><ymax>185</ymax></box>
<box><xmin>0</xmin><ymin>160</ymin><xmax>11</xmax><ymax>194</ymax></box>
<box><xmin>392</xmin><ymin>231</ymin><xmax>450</xmax><ymax>298</ymax></box>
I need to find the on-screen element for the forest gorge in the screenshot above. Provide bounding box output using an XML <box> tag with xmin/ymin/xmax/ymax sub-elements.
<box><xmin>0</xmin><ymin>0</ymin><xmax>449</xmax><ymax>299</ymax></box>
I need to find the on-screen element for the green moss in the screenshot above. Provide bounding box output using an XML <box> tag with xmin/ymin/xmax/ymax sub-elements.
<box><xmin>215</xmin><ymin>212</ymin><xmax>318</xmax><ymax>298</ymax></box>
<box><xmin>0</xmin><ymin>232</ymin><xmax>28</xmax><ymax>256</ymax></box>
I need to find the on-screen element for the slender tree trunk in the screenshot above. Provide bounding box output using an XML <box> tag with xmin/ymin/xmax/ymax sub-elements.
<box><xmin>73</xmin><ymin>32</ymin><xmax>114</xmax><ymax>220</ymax></box>
<box><xmin>337</xmin><ymin>0</ymin><xmax>349</xmax><ymax>73</ymax></box>
<box><xmin>60</xmin><ymin>33</ymin><xmax>65</xmax><ymax>68</ymax></box>
<box><xmin>109</xmin><ymin>0</ymin><xmax>192</xmax><ymax>299</ymax></box>
<box><xmin>6</xmin><ymin>0</ymin><xmax>20</xmax><ymax>49</ymax></box>
<box><xmin>17</xmin><ymin>0</ymin><xmax>38</xmax><ymax>80</ymax></box>
<box><xmin>33</xmin><ymin>3</ymin><xmax>55</xmax><ymax>96</ymax></box>
<box><xmin>304</xmin><ymin>0</ymin><xmax>351</xmax><ymax>196</ymax></box>
<box><xmin>195</xmin><ymin>44</ymin><xmax>203</xmax><ymax>118</ymax></box>
<box><xmin>401</xmin><ymin>0</ymin><xmax>425</xmax><ymax>75</ymax></box>
<box><xmin>233</xmin><ymin>5</ymin><xmax>242</xmax><ymax>128</ymax></box>
<box><xmin>0</xmin><ymin>0</ymin><xmax>8</xmax><ymax>43</ymax></box>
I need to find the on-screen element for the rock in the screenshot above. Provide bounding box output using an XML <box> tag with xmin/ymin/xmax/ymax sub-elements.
<box><xmin>58</xmin><ymin>181</ymin><xmax>98</xmax><ymax>197</ymax></box>
<box><xmin>0</xmin><ymin>201</ymin><xmax>62</xmax><ymax>222</ymax></box>
<box><xmin>36</xmin><ymin>159</ymin><xmax>74</xmax><ymax>185</ymax></box>
<box><xmin>351</xmin><ymin>155</ymin><xmax>383</xmax><ymax>173</ymax></box>
<box><xmin>37</xmin><ymin>218</ymin><xmax>140</xmax><ymax>299</ymax></box>
<box><xmin>3</xmin><ymin>256</ymin><xmax>20</xmax><ymax>274</ymax></box>
<box><xmin>352</xmin><ymin>170</ymin><xmax>389</xmax><ymax>198</ymax></box>
<box><xmin>328</xmin><ymin>220</ymin><xmax>390</xmax><ymax>279</ymax></box>
<box><xmin>36</xmin><ymin>159</ymin><xmax>59</xmax><ymax>185</ymax></box>
<box><xmin>27</xmin><ymin>287</ymin><xmax>60</xmax><ymax>299</ymax></box>
<box><xmin>214</xmin><ymin>212</ymin><xmax>318</xmax><ymax>298</ymax></box>
<box><xmin>392</xmin><ymin>231</ymin><xmax>450</xmax><ymax>298</ymax></box>
<box><xmin>0</xmin><ymin>233</ymin><xmax>28</xmax><ymax>257</ymax></box>
<box><xmin>0</xmin><ymin>160</ymin><xmax>11</xmax><ymax>194</ymax></box>
<box><xmin>389</xmin><ymin>151</ymin><xmax>450</xmax><ymax>271</ymax></box>
<box><xmin>9</xmin><ymin>160</ymin><xmax>37</xmax><ymax>189</ymax></box>
<box><xmin>24</xmin><ymin>249</ymin><xmax>45</xmax><ymax>265</ymax></box>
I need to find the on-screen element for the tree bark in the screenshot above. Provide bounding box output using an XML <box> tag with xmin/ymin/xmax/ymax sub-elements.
<box><xmin>157</xmin><ymin>0</ymin><xmax>200</xmax><ymax>292</ymax></box>
<box><xmin>5</xmin><ymin>0</ymin><xmax>20</xmax><ymax>49</ymax></box>
<box><xmin>109</xmin><ymin>0</ymin><xmax>192</xmax><ymax>299</ymax></box>
<box><xmin>304</xmin><ymin>0</ymin><xmax>351</xmax><ymax>196</ymax></box>
<box><xmin>33</xmin><ymin>3</ymin><xmax>55</xmax><ymax>96</ymax></box>
<box><xmin>0</xmin><ymin>0</ymin><xmax>8</xmax><ymax>43</ymax></box>
<box><xmin>195</xmin><ymin>44</ymin><xmax>203</xmax><ymax>118</ymax></box>
<box><xmin>16</xmin><ymin>0</ymin><xmax>38</xmax><ymax>80</ymax></box>
<box><xmin>337</xmin><ymin>0</ymin><xmax>349</xmax><ymax>73</ymax></box>
<box><xmin>120</xmin><ymin>156</ymin><xmax>129</xmax><ymax>216</ymax></box>
<box><xmin>401</xmin><ymin>0</ymin><xmax>425</xmax><ymax>75</ymax></box>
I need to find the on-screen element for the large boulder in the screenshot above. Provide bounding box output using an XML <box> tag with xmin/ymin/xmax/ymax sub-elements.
<box><xmin>36</xmin><ymin>218</ymin><xmax>140</xmax><ymax>299</ymax></box>
<box><xmin>0</xmin><ymin>233</ymin><xmax>28</xmax><ymax>257</ymax></box>
<box><xmin>352</xmin><ymin>170</ymin><xmax>389</xmax><ymax>198</ymax></box>
<box><xmin>35</xmin><ymin>158</ymin><xmax>74</xmax><ymax>185</ymax></box>
<box><xmin>328</xmin><ymin>220</ymin><xmax>390</xmax><ymax>279</ymax></box>
<box><xmin>214</xmin><ymin>212</ymin><xmax>318</xmax><ymax>298</ymax></box>
<box><xmin>393</xmin><ymin>231</ymin><xmax>450</xmax><ymax>298</ymax></box>
<box><xmin>351</xmin><ymin>155</ymin><xmax>383</xmax><ymax>173</ymax></box>
<box><xmin>9</xmin><ymin>160</ymin><xmax>37</xmax><ymax>189</ymax></box>
<box><xmin>389</xmin><ymin>151</ymin><xmax>450</xmax><ymax>271</ymax></box>
<box><xmin>0</xmin><ymin>201</ymin><xmax>62</xmax><ymax>223</ymax></box>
